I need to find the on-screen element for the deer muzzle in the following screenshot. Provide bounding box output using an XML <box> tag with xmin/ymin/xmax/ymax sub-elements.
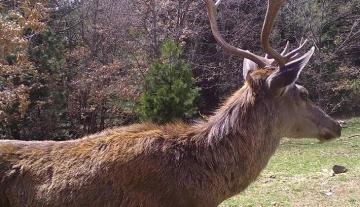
<box><xmin>319</xmin><ymin>119</ymin><xmax>342</xmax><ymax>141</ymax></box>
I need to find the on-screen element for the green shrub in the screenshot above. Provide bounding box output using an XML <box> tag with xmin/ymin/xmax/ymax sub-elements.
<box><xmin>138</xmin><ymin>39</ymin><xmax>200</xmax><ymax>124</ymax></box>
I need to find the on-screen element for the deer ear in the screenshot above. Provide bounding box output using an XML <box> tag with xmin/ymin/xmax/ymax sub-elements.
<box><xmin>266</xmin><ymin>47</ymin><xmax>315</xmax><ymax>93</ymax></box>
<box><xmin>243</xmin><ymin>58</ymin><xmax>258</xmax><ymax>80</ymax></box>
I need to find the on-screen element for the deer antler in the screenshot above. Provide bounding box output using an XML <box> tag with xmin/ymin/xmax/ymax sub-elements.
<box><xmin>266</xmin><ymin>38</ymin><xmax>309</xmax><ymax>67</ymax></box>
<box><xmin>204</xmin><ymin>0</ymin><xmax>268</xmax><ymax>68</ymax></box>
<box><xmin>205</xmin><ymin>0</ymin><xmax>309</xmax><ymax>68</ymax></box>
<box><xmin>261</xmin><ymin>0</ymin><xmax>308</xmax><ymax>67</ymax></box>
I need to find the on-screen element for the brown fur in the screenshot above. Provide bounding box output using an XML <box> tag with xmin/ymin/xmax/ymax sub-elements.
<box><xmin>0</xmin><ymin>69</ymin><xmax>340</xmax><ymax>207</ymax></box>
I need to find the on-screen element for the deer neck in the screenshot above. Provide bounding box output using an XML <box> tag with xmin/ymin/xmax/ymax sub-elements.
<box><xmin>193</xmin><ymin>86</ymin><xmax>282</xmax><ymax>198</ymax></box>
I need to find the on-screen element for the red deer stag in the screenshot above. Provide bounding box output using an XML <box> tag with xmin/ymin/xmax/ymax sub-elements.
<box><xmin>0</xmin><ymin>0</ymin><xmax>341</xmax><ymax>206</ymax></box>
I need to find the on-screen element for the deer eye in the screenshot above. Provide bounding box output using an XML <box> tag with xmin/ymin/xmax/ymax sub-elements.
<box><xmin>300</xmin><ymin>92</ymin><xmax>308</xmax><ymax>101</ymax></box>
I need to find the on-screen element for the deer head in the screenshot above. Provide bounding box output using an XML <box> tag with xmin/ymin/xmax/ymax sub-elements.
<box><xmin>204</xmin><ymin>0</ymin><xmax>341</xmax><ymax>141</ymax></box>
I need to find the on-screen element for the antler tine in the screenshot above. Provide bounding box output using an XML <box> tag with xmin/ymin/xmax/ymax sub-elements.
<box><xmin>281</xmin><ymin>38</ymin><xmax>309</xmax><ymax>62</ymax></box>
<box><xmin>286</xmin><ymin>39</ymin><xmax>308</xmax><ymax>59</ymax></box>
<box><xmin>214</xmin><ymin>0</ymin><xmax>221</xmax><ymax>7</ymax></box>
<box><xmin>280</xmin><ymin>41</ymin><xmax>290</xmax><ymax>56</ymax></box>
<box><xmin>261</xmin><ymin>0</ymin><xmax>287</xmax><ymax>67</ymax></box>
<box><xmin>204</xmin><ymin>0</ymin><xmax>267</xmax><ymax>68</ymax></box>
<box><xmin>266</xmin><ymin>38</ymin><xmax>309</xmax><ymax>67</ymax></box>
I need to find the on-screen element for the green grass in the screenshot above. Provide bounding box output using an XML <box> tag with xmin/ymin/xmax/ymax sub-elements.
<box><xmin>220</xmin><ymin>116</ymin><xmax>360</xmax><ymax>207</ymax></box>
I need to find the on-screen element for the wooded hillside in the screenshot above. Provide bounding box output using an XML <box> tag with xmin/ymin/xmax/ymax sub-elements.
<box><xmin>1</xmin><ymin>0</ymin><xmax>359</xmax><ymax>140</ymax></box>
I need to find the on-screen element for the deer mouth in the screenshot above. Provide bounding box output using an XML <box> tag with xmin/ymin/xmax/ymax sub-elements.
<box><xmin>318</xmin><ymin>129</ymin><xmax>341</xmax><ymax>142</ymax></box>
<box><xmin>317</xmin><ymin>120</ymin><xmax>342</xmax><ymax>142</ymax></box>
<box><xmin>318</xmin><ymin>133</ymin><xmax>336</xmax><ymax>142</ymax></box>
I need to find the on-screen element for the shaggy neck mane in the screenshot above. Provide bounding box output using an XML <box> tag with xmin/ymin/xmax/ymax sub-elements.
<box><xmin>195</xmin><ymin>69</ymin><xmax>278</xmax><ymax>146</ymax></box>
<box><xmin>190</xmin><ymin>69</ymin><xmax>281</xmax><ymax>199</ymax></box>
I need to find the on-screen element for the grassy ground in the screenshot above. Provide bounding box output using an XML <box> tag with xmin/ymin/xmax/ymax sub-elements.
<box><xmin>220</xmin><ymin>116</ymin><xmax>360</xmax><ymax>207</ymax></box>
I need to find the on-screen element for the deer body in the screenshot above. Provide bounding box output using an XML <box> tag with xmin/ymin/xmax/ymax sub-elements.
<box><xmin>0</xmin><ymin>0</ymin><xmax>342</xmax><ymax>206</ymax></box>
<box><xmin>1</xmin><ymin>80</ymin><xmax>281</xmax><ymax>207</ymax></box>
<box><xmin>0</xmin><ymin>69</ymin><xmax>340</xmax><ymax>206</ymax></box>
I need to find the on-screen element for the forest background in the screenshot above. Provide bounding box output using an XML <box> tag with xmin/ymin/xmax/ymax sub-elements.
<box><xmin>1</xmin><ymin>0</ymin><xmax>359</xmax><ymax>141</ymax></box>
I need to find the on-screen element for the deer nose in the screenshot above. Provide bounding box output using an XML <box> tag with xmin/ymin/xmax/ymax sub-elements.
<box><xmin>334</xmin><ymin>120</ymin><xmax>342</xmax><ymax>138</ymax></box>
<box><xmin>320</xmin><ymin>119</ymin><xmax>342</xmax><ymax>141</ymax></box>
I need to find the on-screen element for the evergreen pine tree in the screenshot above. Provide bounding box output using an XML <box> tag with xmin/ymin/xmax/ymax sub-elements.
<box><xmin>138</xmin><ymin>39</ymin><xmax>200</xmax><ymax>124</ymax></box>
